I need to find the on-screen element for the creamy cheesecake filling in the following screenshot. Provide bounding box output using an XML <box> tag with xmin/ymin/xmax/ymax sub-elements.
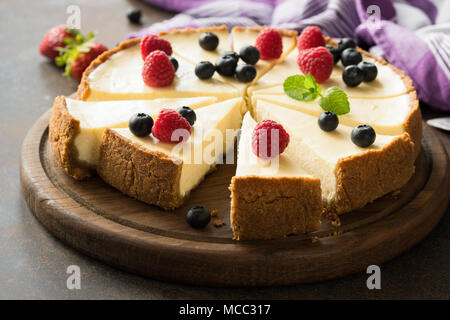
<box><xmin>248</xmin><ymin>48</ymin><xmax>409</xmax><ymax>99</ymax></box>
<box><xmin>160</xmin><ymin>26</ymin><xmax>231</xmax><ymax>65</ymax></box>
<box><xmin>66</xmin><ymin>96</ymin><xmax>218</xmax><ymax>167</ymax></box>
<box><xmin>253</xmin><ymin>93</ymin><xmax>414</xmax><ymax>136</ymax></box>
<box><xmin>85</xmin><ymin>45</ymin><xmax>239</xmax><ymax>101</ymax></box>
<box><xmin>110</xmin><ymin>98</ymin><xmax>243</xmax><ymax>197</ymax></box>
<box><xmin>253</xmin><ymin>100</ymin><xmax>398</xmax><ymax>204</ymax></box>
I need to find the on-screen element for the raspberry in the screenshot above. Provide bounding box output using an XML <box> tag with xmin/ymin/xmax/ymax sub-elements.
<box><xmin>297</xmin><ymin>47</ymin><xmax>333</xmax><ymax>83</ymax></box>
<box><xmin>297</xmin><ymin>26</ymin><xmax>325</xmax><ymax>51</ymax></box>
<box><xmin>142</xmin><ymin>50</ymin><xmax>175</xmax><ymax>87</ymax></box>
<box><xmin>141</xmin><ymin>34</ymin><xmax>172</xmax><ymax>59</ymax></box>
<box><xmin>255</xmin><ymin>28</ymin><xmax>282</xmax><ymax>60</ymax></box>
<box><xmin>152</xmin><ymin>109</ymin><xmax>191</xmax><ymax>143</ymax></box>
<box><xmin>251</xmin><ymin>120</ymin><xmax>290</xmax><ymax>159</ymax></box>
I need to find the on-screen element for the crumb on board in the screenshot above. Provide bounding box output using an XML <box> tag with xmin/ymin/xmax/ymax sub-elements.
<box><xmin>392</xmin><ymin>190</ymin><xmax>401</xmax><ymax>197</ymax></box>
<box><xmin>311</xmin><ymin>236</ymin><xmax>318</xmax><ymax>243</ymax></box>
<box><xmin>211</xmin><ymin>209</ymin><xmax>219</xmax><ymax>217</ymax></box>
<box><xmin>213</xmin><ymin>219</ymin><xmax>226</xmax><ymax>227</ymax></box>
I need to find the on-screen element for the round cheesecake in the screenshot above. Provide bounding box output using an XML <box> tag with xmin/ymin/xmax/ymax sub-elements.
<box><xmin>49</xmin><ymin>26</ymin><xmax>422</xmax><ymax>240</ymax></box>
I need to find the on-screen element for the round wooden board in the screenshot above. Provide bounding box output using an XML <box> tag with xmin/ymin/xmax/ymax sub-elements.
<box><xmin>21</xmin><ymin>108</ymin><xmax>449</xmax><ymax>287</ymax></box>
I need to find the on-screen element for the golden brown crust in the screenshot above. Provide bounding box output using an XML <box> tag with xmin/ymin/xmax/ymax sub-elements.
<box><xmin>159</xmin><ymin>25</ymin><xmax>228</xmax><ymax>37</ymax></box>
<box><xmin>331</xmin><ymin>132</ymin><xmax>416</xmax><ymax>215</ymax></box>
<box><xmin>231</xmin><ymin>25</ymin><xmax>298</xmax><ymax>40</ymax></box>
<box><xmin>229</xmin><ymin>176</ymin><xmax>322</xmax><ymax>240</ymax></box>
<box><xmin>77</xmin><ymin>38</ymin><xmax>141</xmax><ymax>101</ymax></box>
<box><xmin>97</xmin><ymin>128</ymin><xmax>185</xmax><ymax>210</ymax></box>
<box><xmin>48</xmin><ymin>96</ymin><xmax>94</xmax><ymax>180</ymax></box>
<box><xmin>402</xmin><ymin>91</ymin><xmax>422</xmax><ymax>158</ymax></box>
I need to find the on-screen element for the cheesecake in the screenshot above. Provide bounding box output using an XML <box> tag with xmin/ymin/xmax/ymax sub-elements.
<box><xmin>49</xmin><ymin>96</ymin><xmax>218</xmax><ymax>179</ymax></box>
<box><xmin>77</xmin><ymin>39</ymin><xmax>240</xmax><ymax>102</ymax></box>
<box><xmin>253</xmin><ymin>100</ymin><xmax>416</xmax><ymax>215</ymax></box>
<box><xmin>252</xmin><ymin>92</ymin><xmax>422</xmax><ymax>157</ymax></box>
<box><xmin>97</xmin><ymin>98</ymin><xmax>243</xmax><ymax>210</ymax></box>
<box><xmin>161</xmin><ymin>26</ymin><xmax>298</xmax><ymax>98</ymax></box>
<box><xmin>48</xmin><ymin>26</ymin><xmax>422</xmax><ymax>240</ymax></box>
<box><xmin>230</xmin><ymin>112</ymin><xmax>322</xmax><ymax>240</ymax></box>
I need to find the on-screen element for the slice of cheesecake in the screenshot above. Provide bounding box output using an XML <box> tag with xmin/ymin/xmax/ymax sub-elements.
<box><xmin>77</xmin><ymin>39</ymin><xmax>240</xmax><ymax>102</ymax></box>
<box><xmin>253</xmin><ymin>100</ymin><xmax>416</xmax><ymax>215</ymax></box>
<box><xmin>248</xmin><ymin>45</ymin><xmax>413</xmax><ymax>99</ymax></box>
<box><xmin>230</xmin><ymin>112</ymin><xmax>322</xmax><ymax>240</ymax></box>
<box><xmin>49</xmin><ymin>96</ymin><xmax>218</xmax><ymax>180</ymax></box>
<box><xmin>97</xmin><ymin>98</ymin><xmax>243</xmax><ymax>210</ymax></box>
<box><xmin>252</xmin><ymin>92</ymin><xmax>421</xmax><ymax>157</ymax></box>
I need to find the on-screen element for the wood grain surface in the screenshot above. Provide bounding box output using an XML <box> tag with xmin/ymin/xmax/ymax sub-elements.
<box><xmin>20</xmin><ymin>108</ymin><xmax>450</xmax><ymax>286</ymax></box>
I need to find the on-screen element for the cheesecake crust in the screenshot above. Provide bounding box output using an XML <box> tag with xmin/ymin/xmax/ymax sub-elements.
<box><xmin>331</xmin><ymin>132</ymin><xmax>416</xmax><ymax>215</ymax></box>
<box><xmin>49</xmin><ymin>96</ymin><xmax>94</xmax><ymax>180</ymax></box>
<box><xmin>97</xmin><ymin>128</ymin><xmax>185</xmax><ymax>210</ymax></box>
<box><xmin>230</xmin><ymin>176</ymin><xmax>322</xmax><ymax>240</ymax></box>
<box><xmin>158</xmin><ymin>24</ymin><xmax>229</xmax><ymax>38</ymax></box>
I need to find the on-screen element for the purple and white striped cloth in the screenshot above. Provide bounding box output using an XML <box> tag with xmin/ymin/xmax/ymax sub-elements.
<box><xmin>131</xmin><ymin>0</ymin><xmax>450</xmax><ymax>112</ymax></box>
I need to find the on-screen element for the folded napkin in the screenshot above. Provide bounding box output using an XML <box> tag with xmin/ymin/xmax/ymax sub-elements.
<box><xmin>131</xmin><ymin>0</ymin><xmax>450</xmax><ymax>112</ymax></box>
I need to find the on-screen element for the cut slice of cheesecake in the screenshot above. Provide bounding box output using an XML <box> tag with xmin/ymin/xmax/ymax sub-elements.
<box><xmin>230</xmin><ymin>112</ymin><xmax>322</xmax><ymax>240</ymax></box>
<box><xmin>49</xmin><ymin>96</ymin><xmax>219</xmax><ymax>180</ymax></box>
<box><xmin>248</xmin><ymin>45</ymin><xmax>413</xmax><ymax>99</ymax></box>
<box><xmin>253</xmin><ymin>100</ymin><xmax>416</xmax><ymax>215</ymax></box>
<box><xmin>252</xmin><ymin>92</ymin><xmax>421</xmax><ymax>157</ymax></box>
<box><xmin>159</xmin><ymin>25</ymin><xmax>231</xmax><ymax>65</ymax></box>
<box><xmin>77</xmin><ymin>39</ymin><xmax>240</xmax><ymax>102</ymax></box>
<box><xmin>97</xmin><ymin>98</ymin><xmax>243</xmax><ymax>210</ymax></box>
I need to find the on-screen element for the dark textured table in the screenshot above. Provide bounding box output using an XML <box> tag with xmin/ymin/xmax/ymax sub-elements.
<box><xmin>1</xmin><ymin>0</ymin><xmax>449</xmax><ymax>299</ymax></box>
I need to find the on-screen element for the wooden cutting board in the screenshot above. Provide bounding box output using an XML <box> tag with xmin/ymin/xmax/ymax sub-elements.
<box><xmin>20</xmin><ymin>108</ymin><xmax>449</xmax><ymax>286</ymax></box>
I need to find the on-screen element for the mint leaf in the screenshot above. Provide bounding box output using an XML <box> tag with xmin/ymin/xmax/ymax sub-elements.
<box><xmin>283</xmin><ymin>74</ymin><xmax>320</xmax><ymax>102</ymax></box>
<box><xmin>318</xmin><ymin>87</ymin><xmax>350</xmax><ymax>115</ymax></box>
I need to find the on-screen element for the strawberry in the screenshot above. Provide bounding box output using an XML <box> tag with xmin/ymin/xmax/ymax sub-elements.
<box><xmin>297</xmin><ymin>26</ymin><xmax>325</xmax><ymax>51</ymax></box>
<box><xmin>142</xmin><ymin>50</ymin><xmax>175</xmax><ymax>87</ymax></box>
<box><xmin>141</xmin><ymin>34</ymin><xmax>172</xmax><ymax>60</ymax></box>
<box><xmin>152</xmin><ymin>109</ymin><xmax>191</xmax><ymax>143</ymax></box>
<box><xmin>255</xmin><ymin>28</ymin><xmax>283</xmax><ymax>60</ymax></box>
<box><xmin>39</xmin><ymin>25</ymin><xmax>76</xmax><ymax>61</ymax></box>
<box><xmin>70</xmin><ymin>42</ymin><xmax>108</xmax><ymax>82</ymax></box>
<box><xmin>55</xmin><ymin>31</ymin><xmax>108</xmax><ymax>82</ymax></box>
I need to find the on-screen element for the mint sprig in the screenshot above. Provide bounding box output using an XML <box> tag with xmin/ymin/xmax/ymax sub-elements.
<box><xmin>283</xmin><ymin>74</ymin><xmax>350</xmax><ymax>115</ymax></box>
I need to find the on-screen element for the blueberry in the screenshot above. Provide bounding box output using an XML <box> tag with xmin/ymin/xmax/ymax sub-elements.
<box><xmin>239</xmin><ymin>45</ymin><xmax>260</xmax><ymax>65</ymax></box>
<box><xmin>199</xmin><ymin>32</ymin><xmax>219</xmax><ymax>51</ymax></box>
<box><xmin>186</xmin><ymin>206</ymin><xmax>211</xmax><ymax>229</ymax></box>
<box><xmin>195</xmin><ymin>61</ymin><xmax>215</xmax><ymax>79</ymax></box>
<box><xmin>342</xmin><ymin>65</ymin><xmax>364</xmax><ymax>87</ymax></box>
<box><xmin>341</xmin><ymin>48</ymin><xmax>362</xmax><ymax>66</ymax></box>
<box><xmin>351</xmin><ymin>125</ymin><xmax>376</xmax><ymax>148</ymax></box>
<box><xmin>357</xmin><ymin>61</ymin><xmax>378</xmax><ymax>82</ymax></box>
<box><xmin>215</xmin><ymin>56</ymin><xmax>237</xmax><ymax>77</ymax></box>
<box><xmin>235</xmin><ymin>64</ymin><xmax>257</xmax><ymax>83</ymax></box>
<box><xmin>318</xmin><ymin>111</ymin><xmax>339</xmax><ymax>132</ymax></box>
<box><xmin>177</xmin><ymin>106</ymin><xmax>196</xmax><ymax>126</ymax></box>
<box><xmin>129</xmin><ymin>113</ymin><xmax>153</xmax><ymax>137</ymax></box>
<box><xmin>169</xmin><ymin>56</ymin><xmax>178</xmax><ymax>72</ymax></box>
<box><xmin>326</xmin><ymin>46</ymin><xmax>340</xmax><ymax>65</ymax></box>
<box><xmin>126</xmin><ymin>8</ymin><xmax>142</xmax><ymax>24</ymax></box>
<box><xmin>338</xmin><ymin>38</ymin><xmax>356</xmax><ymax>52</ymax></box>
<box><xmin>222</xmin><ymin>51</ymin><xmax>239</xmax><ymax>62</ymax></box>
